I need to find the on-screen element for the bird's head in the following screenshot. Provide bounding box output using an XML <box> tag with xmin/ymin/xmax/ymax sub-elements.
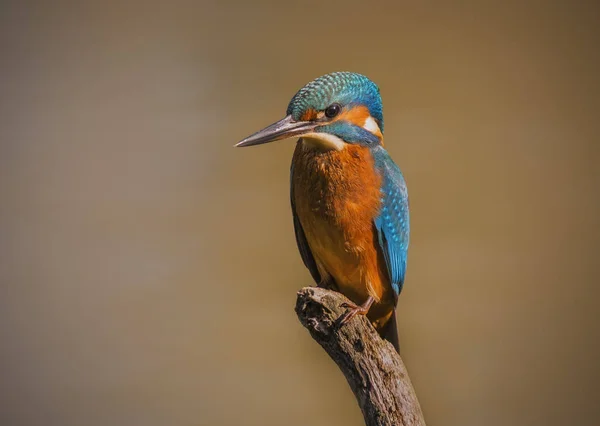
<box><xmin>236</xmin><ymin>72</ymin><xmax>384</xmax><ymax>151</ymax></box>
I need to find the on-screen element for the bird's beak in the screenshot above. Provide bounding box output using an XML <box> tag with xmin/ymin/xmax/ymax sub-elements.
<box><xmin>235</xmin><ymin>115</ymin><xmax>317</xmax><ymax>148</ymax></box>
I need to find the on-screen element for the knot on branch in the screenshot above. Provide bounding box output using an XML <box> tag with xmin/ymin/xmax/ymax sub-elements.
<box><xmin>295</xmin><ymin>287</ymin><xmax>337</xmax><ymax>339</ymax></box>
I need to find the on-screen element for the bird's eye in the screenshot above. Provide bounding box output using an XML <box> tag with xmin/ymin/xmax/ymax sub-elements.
<box><xmin>325</xmin><ymin>103</ymin><xmax>341</xmax><ymax>119</ymax></box>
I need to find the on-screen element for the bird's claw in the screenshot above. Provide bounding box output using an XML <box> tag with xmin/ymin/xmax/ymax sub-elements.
<box><xmin>336</xmin><ymin>298</ymin><xmax>373</xmax><ymax>327</ymax></box>
<box><xmin>337</xmin><ymin>308</ymin><xmax>360</xmax><ymax>327</ymax></box>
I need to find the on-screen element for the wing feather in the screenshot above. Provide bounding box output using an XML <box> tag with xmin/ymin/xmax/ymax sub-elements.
<box><xmin>373</xmin><ymin>147</ymin><xmax>410</xmax><ymax>297</ymax></box>
<box><xmin>290</xmin><ymin>162</ymin><xmax>321</xmax><ymax>284</ymax></box>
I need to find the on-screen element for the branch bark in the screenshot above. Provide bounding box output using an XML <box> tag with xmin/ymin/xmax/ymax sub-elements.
<box><xmin>295</xmin><ymin>287</ymin><xmax>426</xmax><ymax>426</ymax></box>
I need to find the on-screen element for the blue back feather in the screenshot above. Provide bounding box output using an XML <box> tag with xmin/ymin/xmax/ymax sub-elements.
<box><xmin>372</xmin><ymin>147</ymin><xmax>410</xmax><ymax>296</ymax></box>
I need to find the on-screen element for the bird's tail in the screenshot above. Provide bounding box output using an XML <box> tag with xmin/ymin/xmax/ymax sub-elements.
<box><xmin>381</xmin><ymin>310</ymin><xmax>400</xmax><ymax>353</ymax></box>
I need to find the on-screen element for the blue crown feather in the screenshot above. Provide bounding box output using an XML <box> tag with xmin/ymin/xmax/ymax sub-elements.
<box><xmin>286</xmin><ymin>72</ymin><xmax>384</xmax><ymax>132</ymax></box>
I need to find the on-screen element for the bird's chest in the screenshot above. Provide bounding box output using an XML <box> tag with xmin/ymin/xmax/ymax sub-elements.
<box><xmin>291</xmin><ymin>141</ymin><xmax>382</xmax><ymax>281</ymax></box>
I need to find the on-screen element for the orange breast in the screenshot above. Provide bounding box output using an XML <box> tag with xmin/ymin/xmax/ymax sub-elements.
<box><xmin>291</xmin><ymin>140</ymin><xmax>395</xmax><ymax>328</ymax></box>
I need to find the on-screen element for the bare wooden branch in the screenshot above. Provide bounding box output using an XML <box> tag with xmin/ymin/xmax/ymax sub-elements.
<box><xmin>295</xmin><ymin>287</ymin><xmax>426</xmax><ymax>426</ymax></box>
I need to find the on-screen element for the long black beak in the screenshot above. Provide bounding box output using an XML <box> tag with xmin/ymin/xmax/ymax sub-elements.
<box><xmin>235</xmin><ymin>115</ymin><xmax>317</xmax><ymax>147</ymax></box>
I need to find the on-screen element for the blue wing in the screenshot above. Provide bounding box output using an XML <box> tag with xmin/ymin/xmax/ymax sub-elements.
<box><xmin>290</xmin><ymin>162</ymin><xmax>321</xmax><ymax>284</ymax></box>
<box><xmin>373</xmin><ymin>147</ymin><xmax>410</xmax><ymax>297</ymax></box>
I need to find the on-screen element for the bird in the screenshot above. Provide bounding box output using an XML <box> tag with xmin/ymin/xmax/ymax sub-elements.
<box><xmin>235</xmin><ymin>72</ymin><xmax>409</xmax><ymax>352</ymax></box>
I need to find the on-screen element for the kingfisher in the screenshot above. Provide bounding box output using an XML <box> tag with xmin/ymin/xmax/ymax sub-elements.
<box><xmin>236</xmin><ymin>72</ymin><xmax>409</xmax><ymax>352</ymax></box>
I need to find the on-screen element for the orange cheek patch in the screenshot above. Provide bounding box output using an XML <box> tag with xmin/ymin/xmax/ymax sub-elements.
<box><xmin>334</xmin><ymin>106</ymin><xmax>383</xmax><ymax>139</ymax></box>
<box><xmin>300</xmin><ymin>108</ymin><xmax>318</xmax><ymax>121</ymax></box>
<box><xmin>336</xmin><ymin>105</ymin><xmax>371</xmax><ymax>126</ymax></box>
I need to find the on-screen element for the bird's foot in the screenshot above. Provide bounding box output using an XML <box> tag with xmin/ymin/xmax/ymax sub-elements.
<box><xmin>337</xmin><ymin>296</ymin><xmax>375</xmax><ymax>327</ymax></box>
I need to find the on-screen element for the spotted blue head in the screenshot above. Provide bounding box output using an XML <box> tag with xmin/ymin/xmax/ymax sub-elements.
<box><xmin>236</xmin><ymin>72</ymin><xmax>384</xmax><ymax>150</ymax></box>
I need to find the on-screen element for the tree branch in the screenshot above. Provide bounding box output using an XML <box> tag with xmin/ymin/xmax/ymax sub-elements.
<box><xmin>295</xmin><ymin>287</ymin><xmax>426</xmax><ymax>426</ymax></box>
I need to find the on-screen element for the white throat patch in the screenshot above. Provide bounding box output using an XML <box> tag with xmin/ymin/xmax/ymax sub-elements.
<box><xmin>302</xmin><ymin>132</ymin><xmax>345</xmax><ymax>151</ymax></box>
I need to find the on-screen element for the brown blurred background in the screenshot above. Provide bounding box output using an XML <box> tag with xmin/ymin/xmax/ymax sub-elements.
<box><xmin>1</xmin><ymin>1</ymin><xmax>599</xmax><ymax>425</ymax></box>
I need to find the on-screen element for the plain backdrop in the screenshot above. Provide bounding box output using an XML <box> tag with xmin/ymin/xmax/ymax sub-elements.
<box><xmin>1</xmin><ymin>1</ymin><xmax>599</xmax><ymax>425</ymax></box>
